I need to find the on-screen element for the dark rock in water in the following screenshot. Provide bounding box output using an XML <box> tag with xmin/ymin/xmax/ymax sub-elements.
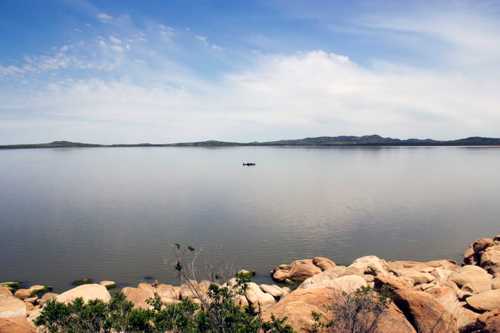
<box><xmin>71</xmin><ymin>278</ymin><xmax>94</xmax><ymax>286</ymax></box>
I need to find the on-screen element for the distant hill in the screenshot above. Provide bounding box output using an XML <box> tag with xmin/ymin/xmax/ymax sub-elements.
<box><xmin>1</xmin><ymin>135</ymin><xmax>500</xmax><ymax>149</ymax></box>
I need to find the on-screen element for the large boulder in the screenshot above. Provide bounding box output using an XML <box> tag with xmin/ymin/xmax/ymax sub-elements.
<box><xmin>0</xmin><ymin>317</ymin><xmax>36</xmax><ymax>333</ymax></box>
<box><xmin>300</xmin><ymin>274</ymin><xmax>367</xmax><ymax>293</ymax></box>
<box><xmin>355</xmin><ymin>302</ymin><xmax>416</xmax><ymax>333</ymax></box>
<box><xmin>0</xmin><ymin>288</ymin><xmax>11</xmax><ymax>298</ymax></box>
<box><xmin>156</xmin><ymin>284</ymin><xmax>180</xmax><ymax>302</ymax></box>
<box><xmin>244</xmin><ymin>282</ymin><xmax>275</xmax><ymax>312</ymax></box>
<box><xmin>349</xmin><ymin>256</ymin><xmax>389</xmax><ymax>276</ymax></box>
<box><xmin>388</xmin><ymin>260</ymin><xmax>458</xmax><ymax>273</ymax></box>
<box><xmin>38</xmin><ymin>293</ymin><xmax>57</xmax><ymax>306</ymax></box>
<box><xmin>312</xmin><ymin>257</ymin><xmax>336</xmax><ymax>271</ymax></box>
<box><xmin>259</xmin><ymin>284</ymin><xmax>288</xmax><ymax>299</ymax></box>
<box><xmin>481</xmin><ymin>245</ymin><xmax>500</xmax><ymax>276</ymax></box>
<box><xmin>466</xmin><ymin>289</ymin><xmax>500</xmax><ymax>312</ymax></box>
<box><xmin>427</xmin><ymin>285</ymin><xmax>478</xmax><ymax>329</ymax></box>
<box><xmin>272</xmin><ymin>259</ymin><xmax>322</xmax><ymax>282</ymax></box>
<box><xmin>0</xmin><ymin>294</ymin><xmax>26</xmax><ymax>318</ymax></box>
<box><xmin>262</xmin><ymin>287</ymin><xmax>336</xmax><ymax>332</ymax></box>
<box><xmin>392</xmin><ymin>268</ymin><xmax>435</xmax><ymax>285</ymax></box>
<box><xmin>471</xmin><ymin>309</ymin><xmax>500</xmax><ymax>333</ymax></box>
<box><xmin>449</xmin><ymin>265</ymin><xmax>492</xmax><ymax>293</ymax></box>
<box><xmin>122</xmin><ymin>287</ymin><xmax>155</xmax><ymax>309</ymax></box>
<box><xmin>56</xmin><ymin>284</ymin><xmax>111</xmax><ymax>304</ymax></box>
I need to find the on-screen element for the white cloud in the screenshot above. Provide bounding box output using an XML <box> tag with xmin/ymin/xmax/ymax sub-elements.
<box><xmin>97</xmin><ymin>12</ymin><xmax>113</xmax><ymax>22</ymax></box>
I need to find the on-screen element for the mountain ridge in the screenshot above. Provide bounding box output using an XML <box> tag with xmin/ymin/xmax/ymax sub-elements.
<box><xmin>1</xmin><ymin>135</ymin><xmax>500</xmax><ymax>149</ymax></box>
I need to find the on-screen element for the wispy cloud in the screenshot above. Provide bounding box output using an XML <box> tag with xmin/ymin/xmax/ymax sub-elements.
<box><xmin>97</xmin><ymin>12</ymin><xmax>113</xmax><ymax>23</ymax></box>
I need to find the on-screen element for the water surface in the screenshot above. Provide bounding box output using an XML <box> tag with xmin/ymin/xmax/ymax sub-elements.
<box><xmin>1</xmin><ymin>146</ymin><xmax>499</xmax><ymax>290</ymax></box>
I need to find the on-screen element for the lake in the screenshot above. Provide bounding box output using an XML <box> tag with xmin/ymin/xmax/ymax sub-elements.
<box><xmin>1</xmin><ymin>146</ymin><xmax>499</xmax><ymax>291</ymax></box>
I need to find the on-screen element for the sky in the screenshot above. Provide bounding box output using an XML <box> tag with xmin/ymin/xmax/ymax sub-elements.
<box><xmin>1</xmin><ymin>0</ymin><xmax>500</xmax><ymax>144</ymax></box>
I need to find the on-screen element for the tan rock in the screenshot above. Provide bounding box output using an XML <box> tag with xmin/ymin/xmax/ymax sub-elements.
<box><xmin>350</xmin><ymin>256</ymin><xmax>389</xmax><ymax>275</ymax></box>
<box><xmin>262</xmin><ymin>287</ymin><xmax>336</xmax><ymax>332</ymax></box>
<box><xmin>13</xmin><ymin>289</ymin><xmax>31</xmax><ymax>300</ymax></box>
<box><xmin>395</xmin><ymin>288</ymin><xmax>457</xmax><ymax>332</ymax></box>
<box><xmin>137</xmin><ymin>282</ymin><xmax>155</xmax><ymax>293</ymax></box>
<box><xmin>299</xmin><ymin>268</ymin><xmax>341</xmax><ymax>289</ymax></box>
<box><xmin>244</xmin><ymin>282</ymin><xmax>275</xmax><ymax>312</ymax></box>
<box><xmin>23</xmin><ymin>297</ymin><xmax>37</xmax><ymax>305</ymax></box>
<box><xmin>466</xmin><ymin>289</ymin><xmax>500</xmax><ymax>312</ymax></box>
<box><xmin>0</xmin><ymin>294</ymin><xmax>26</xmax><ymax>318</ymax></box>
<box><xmin>493</xmin><ymin>277</ymin><xmax>500</xmax><ymax>290</ymax></box>
<box><xmin>0</xmin><ymin>317</ymin><xmax>36</xmax><ymax>333</ymax></box>
<box><xmin>464</xmin><ymin>246</ymin><xmax>476</xmax><ymax>265</ymax></box>
<box><xmin>99</xmin><ymin>280</ymin><xmax>116</xmax><ymax>289</ymax></box>
<box><xmin>259</xmin><ymin>284</ymin><xmax>286</xmax><ymax>299</ymax></box>
<box><xmin>312</xmin><ymin>257</ymin><xmax>336</xmax><ymax>271</ymax></box>
<box><xmin>28</xmin><ymin>285</ymin><xmax>47</xmax><ymax>296</ymax></box>
<box><xmin>475</xmin><ymin>309</ymin><xmax>500</xmax><ymax>332</ymax></box>
<box><xmin>427</xmin><ymin>285</ymin><xmax>478</xmax><ymax>329</ymax></box>
<box><xmin>301</xmin><ymin>274</ymin><xmax>367</xmax><ymax>294</ymax></box>
<box><xmin>272</xmin><ymin>259</ymin><xmax>322</xmax><ymax>282</ymax></box>
<box><xmin>481</xmin><ymin>245</ymin><xmax>500</xmax><ymax>275</ymax></box>
<box><xmin>0</xmin><ymin>288</ymin><xmax>11</xmax><ymax>298</ymax></box>
<box><xmin>38</xmin><ymin>292</ymin><xmax>57</xmax><ymax>306</ymax></box>
<box><xmin>122</xmin><ymin>287</ymin><xmax>155</xmax><ymax>309</ymax></box>
<box><xmin>393</xmin><ymin>268</ymin><xmax>435</xmax><ymax>285</ymax></box>
<box><xmin>356</xmin><ymin>302</ymin><xmax>417</xmax><ymax>333</ymax></box>
<box><xmin>233</xmin><ymin>294</ymin><xmax>249</xmax><ymax>309</ymax></box>
<box><xmin>156</xmin><ymin>284</ymin><xmax>180</xmax><ymax>301</ymax></box>
<box><xmin>473</xmin><ymin>238</ymin><xmax>494</xmax><ymax>253</ymax></box>
<box><xmin>449</xmin><ymin>265</ymin><xmax>492</xmax><ymax>293</ymax></box>
<box><xmin>388</xmin><ymin>259</ymin><xmax>458</xmax><ymax>272</ymax></box>
<box><xmin>56</xmin><ymin>284</ymin><xmax>111</xmax><ymax>304</ymax></box>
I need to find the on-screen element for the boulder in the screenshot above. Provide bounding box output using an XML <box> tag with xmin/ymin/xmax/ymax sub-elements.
<box><xmin>0</xmin><ymin>283</ymin><xmax>20</xmax><ymax>293</ymax></box>
<box><xmin>99</xmin><ymin>280</ymin><xmax>116</xmax><ymax>289</ymax></box>
<box><xmin>356</xmin><ymin>302</ymin><xmax>416</xmax><ymax>333</ymax></box>
<box><xmin>480</xmin><ymin>245</ymin><xmax>500</xmax><ymax>275</ymax></box>
<box><xmin>244</xmin><ymin>282</ymin><xmax>275</xmax><ymax>312</ymax></box>
<box><xmin>0</xmin><ymin>294</ymin><xmax>26</xmax><ymax>318</ymax></box>
<box><xmin>0</xmin><ymin>288</ymin><xmax>11</xmax><ymax>298</ymax></box>
<box><xmin>299</xmin><ymin>268</ymin><xmax>341</xmax><ymax>289</ymax></box>
<box><xmin>0</xmin><ymin>317</ymin><xmax>36</xmax><ymax>333</ymax></box>
<box><xmin>56</xmin><ymin>284</ymin><xmax>111</xmax><ymax>304</ymax></box>
<box><xmin>473</xmin><ymin>309</ymin><xmax>500</xmax><ymax>332</ymax></box>
<box><xmin>259</xmin><ymin>284</ymin><xmax>287</xmax><ymax>299</ymax></box>
<box><xmin>473</xmin><ymin>238</ymin><xmax>494</xmax><ymax>253</ymax></box>
<box><xmin>38</xmin><ymin>292</ymin><xmax>57</xmax><ymax>306</ymax></box>
<box><xmin>350</xmin><ymin>256</ymin><xmax>389</xmax><ymax>276</ymax></box>
<box><xmin>464</xmin><ymin>246</ymin><xmax>477</xmax><ymax>265</ymax></box>
<box><xmin>376</xmin><ymin>276</ymin><xmax>458</xmax><ymax>333</ymax></box>
<box><xmin>272</xmin><ymin>259</ymin><xmax>322</xmax><ymax>282</ymax></box>
<box><xmin>233</xmin><ymin>294</ymin><xmax>249</xmax><ymax>309</ymax></box>
<box><xmin>493</xmin><ymin>277</ymin><xmax>500</xmax><ymax>290</ymax></box>
<box><xmin>466</xmin><ymin>289</ymin><xmax>500</xmax><ymax>312</ymax></box>
<box><xmin>449</xmin><ymin>265</ymin><xmax>492</xmax><ymax>293</ymax></box>
<box><xmin>122</xmin><ymin>287</ymin><xmax>155</xmax><ymax>309</ymax></box>
<box><xmin>388</xmin><ymin>260</ymin><xmax>458</xmax><ymax>272</ymax></box>
<box><xmin>393</xmin><ymin>268</ymin><xmax>435</xmax><ymax>285</ymax></box>
<box><xmin>13</xmin><ymin>289</ymin><xmax>31</xmax><ymax>300</ymax></box>
<box><xmin>262</xmin><ymin>287</ymin><xmax>336</xmax><ymax>332</ymax></box>
<box><xmin>427</xmin><ymin>285</ymin><xmax>478</xmax><ymax>329</ymax></box>
<box><xmin>300</xmin><ymin>274</ymin><xmax>367</xmax><ymax>294</ymax></box>
<box><xmin>312</xmin><ymin>257</ymin><xmax>336</xmax><ymax>271</ymax></box>
<box><xmin>156</xmin><ymin>284</ymin><xmax>180</xmax><ymax>301</ymax></box>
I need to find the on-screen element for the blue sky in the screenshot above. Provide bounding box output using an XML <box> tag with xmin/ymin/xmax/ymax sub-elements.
<box><xmin>1</xmin><ymin>0</ymin><xmax>500</xmax><ymax>144</ymax></box>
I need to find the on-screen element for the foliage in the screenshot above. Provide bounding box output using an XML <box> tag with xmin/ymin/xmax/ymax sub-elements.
<box><xmin>310</xmin><ymin>286</ymin><xmax>393</xmax><ymax>333</ymax></box>
<box><xmin>35</xmin><ymin>243</ymin><xmax>294</xmax><ymax>332</ymax></box>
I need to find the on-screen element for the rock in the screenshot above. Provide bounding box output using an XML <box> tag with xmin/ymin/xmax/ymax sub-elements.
<box><xmin>312</xmin><ymin>257</ymin><xmax>336</xmax><ymax>271</ymax></box>
<box><xmin>393</xmin><ymin>268</ymin><xmax>435</xmax><ymax>285</ymax></box>
<box><xmin>431</xmin><ymin>267</ymin><xmax>455</xmax><ymax>283</ymax></box>
<box><xmin>137</xmin><ymin>282</ymin><xmax>155</xmax><ymax>293</ymax></box>
<box><xmin>350</xmin><ymin>256</ymin><xmax>389</xmax><ymax>275</ymax></box>
<box><xmin>427</xmin><ymin>285</ymin><xmax>478</xmax><ymax>329</ymax></box>
<box><xmin>493</xmin><ymin>277</ymin><xmax>500</xmax><ymax>290</ymax></box>
<box><xmin>24</xmin><ymin>302</ymin><xmax>34</xmax><ymax>312</ymax></box>
<box><xmin>122</xmin><ymin>287</ymin><xmax>155</xmax><ymax>309</ymax></box>
<box><xmin>466</xmin><ymin>289</ymin><xmax>500</xmax><ymax>312</ymax></box>
<box><xmin>374</xmin><ymin>274</ymin><xmax>413</xmax><ymax>291</ymax></box>
<box><xmin>56</xmin><ymin>284</ymin><xmax>111</xmax><ymax>304</ymax></box>
<box><xmin>244</xmin><ymin>282</ymin><xmax>275</xmax><ymax>312</ymax></box>
<box><xmin>99</xmin><ymin>280</ymin><xmax>116</xmax><ymax>289</ymax></box>
<box><xmin>23</xmin><ymin>297</ymin><xmax>37</xmax><ymax>305</ymax></box>
<box><xmin>0</xmin><ymin>282</ymin><xmax>20</xmax><ymax>292</ymax></box>
<box><xmin>481</xmin><ymin>245</ymin><xmax>500</xmax><ymax>275</ymax></box>
<box><xmin>0</xmin><ymin>317</ymin><xmax>36</xmax><ymax>333</ymax></box>
<box><xmin>301</xmin><ymin>274</ymin><xmax>367</xmax><ymax>294</ymax></box>
<box><xmin>0</xmin><ymin>294</ymin><xmax>26</xmax><ymax>318</ymax></box>
<box><xmin>376</xmin><ymin>276</ymin><xmax>458</xmax><ymax>333</ymax></box>
<box><xmin>388</xmin><ymin>260</ymin><xmax>458</xmax><ymax>272</ymax></box>
<box><xmin>272</xmin><ymin>259</ymin><xmax>322</xmax><ymax>282</ymax></box>
<box><xmin>262</xmin><ymin>287</ymin><xmax>336</xmax><ymax>332</ymax></box>
<box><xmin>259</xmin><ymin>284</ymin><xmax>286</xmax><ymax>299</ymax></box>
<box><xmin>0</xmin><ymin>289</ymin><xmax>11</xmax><ymax>298</ymax></box>
<box><xmin>233</xmin><ymin>294</ymin><xmax>249</xmax><ymax>309</ymax></box>
<box><xmin>464</xmin><ymin>246</ymin><xmax>477</xmax><ymax>265</ymax></box>
<box><xmin>356</xmin><ymin>302</ymin><xmax>417</xmax><ymax>333</ymax></box>
<box><xmin>473</xmin><ymin>309</ymin><xmax>500</xmax><ymax>332</ymax></box>
<box><xmin>299</xmin><ymin>268</ymin><xmax>341</xmax><ymax>289</ymax></box>
<box><xmin>38</xmin><ymin>292</ymin><xmax>57</xmax><ymax>306</ymax></box>
<box><xmin>13</xmin><ymin>290</ymin><xmax>31</xmax><ymax>300</ymax></box>
<box><xmin>156</xmin><ymin>284</ymin><xmax>180</xmax><ymax>301</ymax></box>
<box><xmin>237</xmin><ymin>269</ymin><xmax>255</xmax><ymax>279</ymax></box>
<box><xmin>28</xmin><ymin>285</ymin><xmax>48</xmax><ymax>296</ymax></box>
<box><xmin>473</xmin><ymin>238</ymin><xmax>494</xmax><ymax>253</ymax></box>
<box><xmin>449</xmin><ymin>265</ymin><xmax>492</xmax><ymax>293</ymax></box>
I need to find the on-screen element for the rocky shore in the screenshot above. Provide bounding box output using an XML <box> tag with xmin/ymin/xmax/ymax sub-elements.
<box><xmin>1</xmin><ymin>234</ymin><xmax>500</xmax><ymax>332</ymax></box>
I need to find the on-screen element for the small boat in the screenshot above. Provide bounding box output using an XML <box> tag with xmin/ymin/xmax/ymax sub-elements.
<box><xmin>242</xmin><ymin>162</ymin><xmax>256</xmax><ymax>166</ymax></box>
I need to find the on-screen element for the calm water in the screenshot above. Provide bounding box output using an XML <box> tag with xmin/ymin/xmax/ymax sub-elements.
<box><xmin>1</xmin><ymin>146</ymin><xmax>499</xmax><ymax>291</ymax></box>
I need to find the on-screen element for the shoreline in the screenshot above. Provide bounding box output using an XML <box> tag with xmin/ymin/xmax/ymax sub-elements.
<box><xmin>2</xmin><ymin>233</ymin><xmax>500</xmax><ymax>332</ymax></box>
